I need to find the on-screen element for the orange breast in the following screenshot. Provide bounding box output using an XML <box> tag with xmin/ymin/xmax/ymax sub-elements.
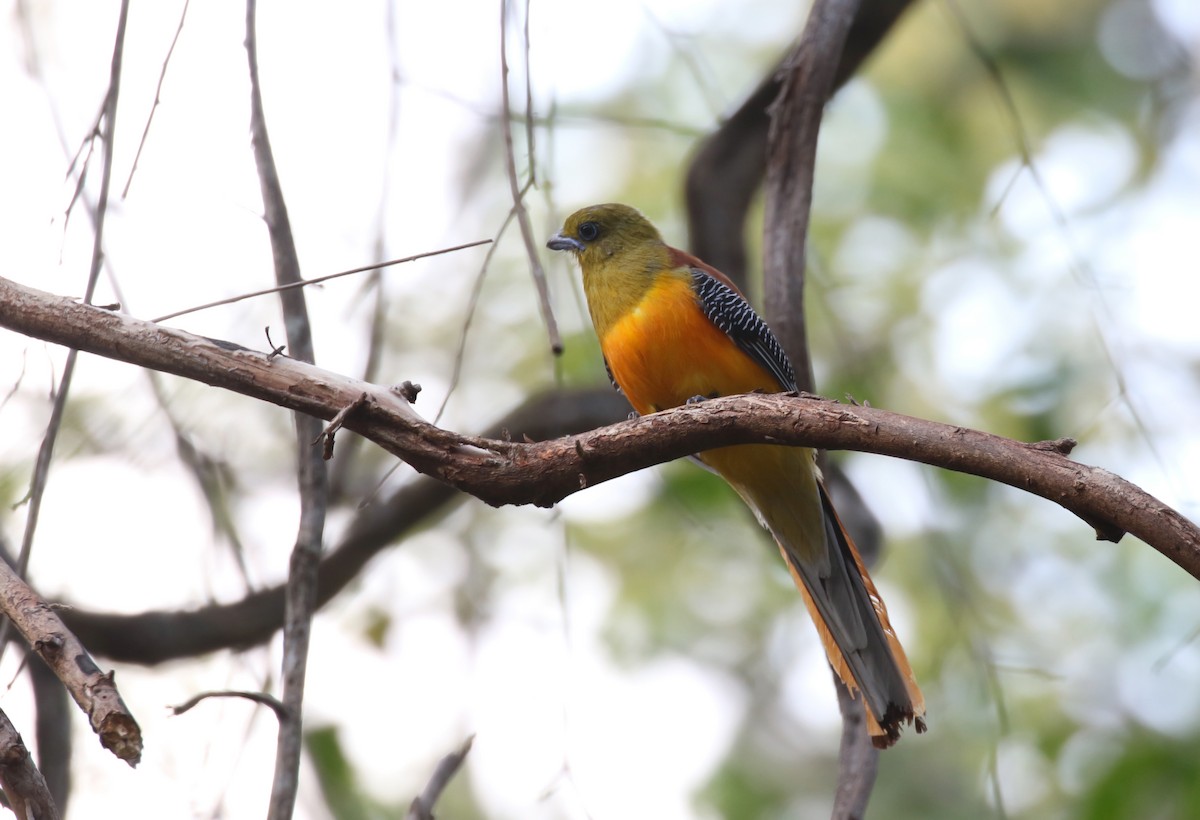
<box><xmin>600</xmin><ymin>275</ymin><xmax>779</xmax><ymax>415</ymax></box>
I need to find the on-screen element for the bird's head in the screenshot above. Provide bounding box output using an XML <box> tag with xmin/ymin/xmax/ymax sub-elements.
<box><xmin>546</xmin><ymin>203</ymin><xmax>664</xmax><ymax>269</ymax></box>
<box><xmin>548</xmin><ymin>203</ymin><xmax>675</xmax><ymax>335</ymax></box>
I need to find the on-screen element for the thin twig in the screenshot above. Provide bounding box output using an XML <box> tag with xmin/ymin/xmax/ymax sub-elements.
<box><xmin>170</xmin><ymin>689</ymin><xmax>289</xmax><ymax>722</ymax></box>
<box><xmin>641</xmin><ymin>5</ymin><xmax>725</xmax><ymax>116</ymax></box>
<box><xmin>522</xmin><ymin>0</ymin><xmax>535</xmax><ymax>187</ymax></box>
<box><xmin>406</xmin><ymin>736</ymin><xmax>475</xmax><ymax>820</ymax></box>
<box><xmin>499</xmin><ymin>0</ymin><xmax>561</xmax><ymax>355</ymax></box>
<box><xmin>941</xmin><ymin>0</ymin><xmax>1172</xmax><ymax>485</ymax></box>
<box><xmin>121</xmin><ymin>0</ymin><xmax>191</xmax><ymax>199</ymax></box>
<box><xmin>151</xmin><ymin>240</ymin><xmax>490</xmax><ymax>323</ymax></box>
<box><xmin>7</xmin><ymin>0</ymin><xmax>131</xmax><ymax>665</ymax></box>
<box><xmin>434</xmin><ymin>191</ymin><xmax>526</xmax><ymax>424</ymax></box>
<box><xmin>315</xmin><ymin>393</ymin><xmax>369</xmax><ymax>460</ymax></box>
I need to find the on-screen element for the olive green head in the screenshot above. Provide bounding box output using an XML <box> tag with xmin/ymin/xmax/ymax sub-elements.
<box><xmin>546</xmin><ymin>203</ymin><xmax>664</xmax><ymax>267</ymax></box>
<box><xmin>547</xmin><ymin>203</ymin><xmax>674</xmax><ymax>335</ymax></box>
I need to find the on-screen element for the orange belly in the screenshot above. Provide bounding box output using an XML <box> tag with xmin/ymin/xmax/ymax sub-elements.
<box><xmin>599</xmin><ymin>276</ymin><xmax>780</xmax><ymax>415</ymax></box>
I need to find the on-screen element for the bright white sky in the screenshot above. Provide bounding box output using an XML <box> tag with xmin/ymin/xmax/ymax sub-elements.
<box><xmin>1</xmin><ymin>0</ymin><xmax>1199</xmax><ymax>818</ymax></box>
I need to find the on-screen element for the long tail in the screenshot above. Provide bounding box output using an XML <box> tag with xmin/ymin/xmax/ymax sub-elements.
<box><xmin>706</xmin><ymin>443</ymin><xmax>925</xmax><ymax>747</ymax></box>
<box><xmin>780</xmin><ymin>482</ymin><xmax>925</xmax><ymax>748</ymax></box>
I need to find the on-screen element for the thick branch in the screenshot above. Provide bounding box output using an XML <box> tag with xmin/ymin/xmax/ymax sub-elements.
<box><xmin>762</xmin><ymin>0</ymin><xmax>861</xmax><ymax>393</ymax></box>
<box><xmin>0</xmin><ymin>558</ymin><xmax>140</xmax><ymax>766</ymax></box>
<box><xmin>1</xmin><ymin>275</ymin><xmax>1198</xmax><ymax>581</ymax></box>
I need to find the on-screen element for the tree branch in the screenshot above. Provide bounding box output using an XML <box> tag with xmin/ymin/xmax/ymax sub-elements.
<box><xmin>685</xmin><ymin>0</ymin><xmax>915</xmax><ymax>291</ymax></box>
<box><xmin>763</xmin><ymin>0</ymin><xmax>860</xmax><ymax>394</ymax></box>
<box><xmin>1</xmin><ymin>274</ymin><xmax>1197</xmax><ymax>581</ymax></box>
<box><xmin>244</xmin><ymin>1</ymin><xmax>329</xmax><ymax>816</ymax></box>
<box><xmin>29</xmin><ymin>658</ymin><xmax>70</xmax><ymax>812</ymax></box>
<box><xmin>406</xmin><ymin>735</ymin><xmax>474</xmax><ymax>820</ymax></box>
<box><xmin>763</xmin><ymin>0</ymin><xmax>872</xmax><ymax>812</ymax></box>
<box><xmin>0</xmin><ymin>557</ymin><xmax>140</xmax><ymax>766</ymax></box>
<box><xmin>0</xmin><ymin>707</ymin><xmax>59</xmax><ymax>820</ymax></box>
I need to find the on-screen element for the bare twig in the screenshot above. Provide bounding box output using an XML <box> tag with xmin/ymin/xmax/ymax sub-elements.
<box><xmin>151</xmin><ymin>240</ymin><xmax>490</xmax><ymax>323</ymax></box>
<box><xmin>406</xmin><ymin>736</ymin><xmax>475</xmax><ymax>820</ymax></box>
<box><xmin>499</xmin><ymin>0</ymin><xmax>561</xmax><ymax>355</ymax></box>
<box><xmin>13</xmin><ymin>0</ymin><xmax>130</xmax><ymax>588</ymax></box>
<box><xmin>0</xmin><ymin>558</ymin><xmax>141</xmax><ymax>765</ymax></box>
<box><xmin>0</xmin><ymin>706</ymin><xmax>59</xmax><ymax>820</ymax></box>
<box><xmin>941</xmin><ymin>0</ymin><xmax>1169</xmax><ymax>483</ymax></box>
<box><xmin>170</xmin><ymin>689</ymin><xmax>289</xmax><ymax>722</ymax></box>
<box><xmin>435</xmin><ymin>189</ymin><xmax>527</xmax><ymax>424</ymax></box>
<box><xmin>315</xmin><ymin>393</ymin><xmax>369</xmax><ymax>460</ymax></box>
<box><xmin>244</xmin><ymin>2</ymin><xmax>329</xmax><ymax>818</ymax></box>
<box><xmin>15</xmin><ymin>10</ymin><xmax>132</xmax><ymax>800</ymax></box>
<box><xmin>121</xmin><ymin>0</ymin><xmax>191</xmax><ymax>198</ymax></box>
<box><xmin>522</xmin><ymin>0</ymin><xmax>535</xmax><ymax>186</ymax></box>
<box><xmin>2</xmin><ymin>277</ymin><xmax>1197</xmax><ymax>583</ymax></box>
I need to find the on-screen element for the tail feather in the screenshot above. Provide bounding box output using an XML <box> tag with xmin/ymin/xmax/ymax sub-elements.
<box><xmin>701</xmin><ymin>443</ymin><xmax>925</xmax><ymax>747</ymax></box>
<box><xmin>778</xmin><ymin>483</ymin><xmax>925</xmax><ymax>748</ymax></box>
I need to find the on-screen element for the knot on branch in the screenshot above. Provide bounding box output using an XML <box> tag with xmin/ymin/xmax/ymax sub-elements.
<box><xmin>1029</xmin><ymin>437</ymin><xmax>1077</xmax><ymax>455</ymax></box>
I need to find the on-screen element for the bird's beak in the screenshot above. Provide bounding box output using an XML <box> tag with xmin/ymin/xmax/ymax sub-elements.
<box><xmin>546</xmin><ymin>232</ymin><xmax>584</xmax><ymax>252</ymax></box>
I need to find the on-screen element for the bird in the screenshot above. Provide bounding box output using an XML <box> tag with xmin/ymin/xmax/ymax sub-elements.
<box><xmin>547</xmin><ymin>203</ymin><xmax>925</xmax><ymax>748</ymax></box>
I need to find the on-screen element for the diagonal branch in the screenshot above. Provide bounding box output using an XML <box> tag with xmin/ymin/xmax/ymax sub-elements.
<box><xmin>1</xmin><ymin>275</ymin><xmax>1197</xmax><ymax>582</ymax></box>
<box><xmin>500</xmin><ymin>0</ymin><xmax>561</xmax><ymax>354</ymax></box>
<box><xmin>14</xmin><ymin>0</ymin><xmax>130</xmax><ymax>588</ymax></box>
<box><xmin>0</xmin><ymin>558</ymin><xmax>140</xmax><ymax>766</ymax></box>
<box><xmin>406</xmin><ymin>735</ymin><xmax>474</xmax><ymax>820</ymax></box>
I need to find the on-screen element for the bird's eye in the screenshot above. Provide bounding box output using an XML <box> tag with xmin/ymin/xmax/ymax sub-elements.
<box><xmin>578</xmin><ymin>221</ymin><xmax>600</xmax><ymax>242</ymax></box>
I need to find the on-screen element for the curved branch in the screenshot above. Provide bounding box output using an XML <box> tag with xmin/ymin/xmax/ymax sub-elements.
<box><xmin>685</xmin><ymin>0</ymin><xmax>916</xmax><ymax>290</ymax></box>
<box><xmin>1</xmin><ymin>275</ymin><xmax>1196</xmax><ymax>581</ymax></box>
